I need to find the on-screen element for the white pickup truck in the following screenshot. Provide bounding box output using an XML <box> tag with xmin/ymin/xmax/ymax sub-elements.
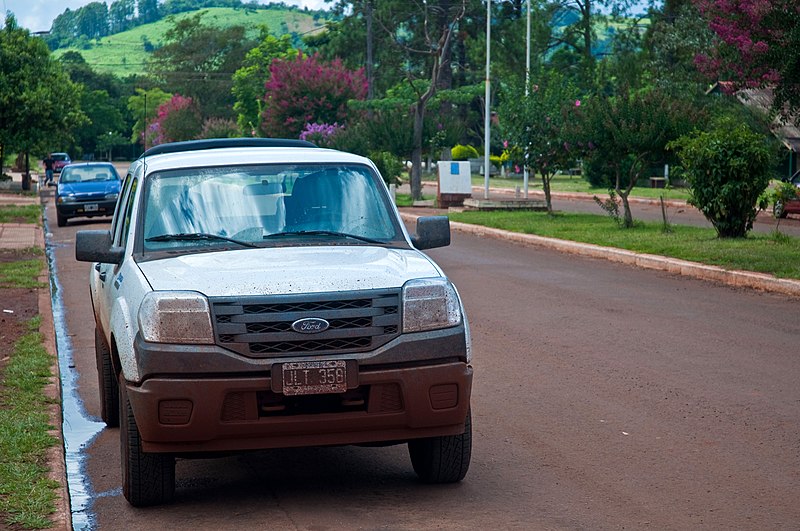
<box><xmin>75</xmin><ymin>139</ymin><xmax>473</xmax><ymax>506</ymax></box>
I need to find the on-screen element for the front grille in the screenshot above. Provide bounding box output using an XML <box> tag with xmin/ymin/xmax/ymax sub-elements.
<box><xmin>210</xmin><ymin>289</ymin><xmax>401</xmax><ymax>358</ymax></box>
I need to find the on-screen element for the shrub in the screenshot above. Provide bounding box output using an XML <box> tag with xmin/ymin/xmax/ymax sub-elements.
<box><xmin>669</xmin><ymin>123</ymin><xmax>774</xmax><ymax>237</ymax></box>
<box><xmin>451</xmin><ymin>144</ymin><xmax>479</xmax><ymax>161</ymax></box>
<box><xmin>197</xmin><ymin>118</ymin><xmax>240</xmax><ymax>139</ymax></box>
<box><xmin>368</xmin><ymin>151</ymin><xmax>404</xmax><ymax>186</ymax></box>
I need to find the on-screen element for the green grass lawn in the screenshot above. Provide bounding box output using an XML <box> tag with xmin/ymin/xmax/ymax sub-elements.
<box><xmin>53</xmin><ymin>7</ymin><xmax>325</xmax><ymax>77</ymax></box>
<box><xmin>0</xmin><ymin>205</ymin><xmax>41</xmax><ymax>225</ymax></box>
<box><xmin>447</xmin><ymin>210</ymin><xmax>800</xmax><ymax>280</ymax></box>
<box><xmin>0</xmin><ymin>249</ymin><xmax>58</xmax><ymax>530</ymax></box>
<box><xmin>422</xmin><ymin>172</ymin><xmax>692</xmax><ymax>201</ymax></box>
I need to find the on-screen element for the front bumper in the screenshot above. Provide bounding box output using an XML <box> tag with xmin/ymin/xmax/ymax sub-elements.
<box><xmin>127</xmin><ymin>361</ymin><xmax>472</xmax><ymax>453</ymax></box>
<box><xmin>56</xmin><ymin>200</ymin><xmax>116</xmax><ymax>218</ymax></box>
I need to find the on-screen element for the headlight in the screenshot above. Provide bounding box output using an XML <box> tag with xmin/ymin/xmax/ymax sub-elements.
<box><xmin>105</xmin><ymin>193</ymin><xmax>119</xmax><ymax>201</ymax></box>
<box><xmin>402</xmin><ymin>278</ymin><xmax>461</xmax><ymax>333</ymax></box>
<box><xmin>57</xmin><ymin>195</ymin><xmax>76</xmax><ymax>204</ymax></box>
<box><xmin>138</xmin><ymin>291</ymin><xmax>214</xmax><ymax>344</ymax></box>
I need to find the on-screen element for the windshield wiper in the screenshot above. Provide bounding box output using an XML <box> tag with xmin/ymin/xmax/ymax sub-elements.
<box><xmin>146</xmin><ymin>233</ymin><xmax>259</xmax><ymax>249</ymax></box>
<box><xmin>263</xmin><ymin>230</ymin><xmax>384</xmax><ymax>245</ymax></box>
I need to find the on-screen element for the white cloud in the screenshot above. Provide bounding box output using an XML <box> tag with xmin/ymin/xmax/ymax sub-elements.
<box><xmin>1</xmin><ymin>0</ymin><xmax>331</xmax><ymax>33</ymax></box>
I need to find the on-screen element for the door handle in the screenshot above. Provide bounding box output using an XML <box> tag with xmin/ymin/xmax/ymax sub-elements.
<box><xmin>99</xmin><ymin>271</ymin><xmax>107</xmax><ymax>282</ymax></box>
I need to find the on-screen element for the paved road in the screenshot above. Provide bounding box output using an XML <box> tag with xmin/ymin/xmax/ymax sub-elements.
<box><xmin>45</xmin><ymin>190</ymin><xmax>800</xmax><ymax>529</ymax></box>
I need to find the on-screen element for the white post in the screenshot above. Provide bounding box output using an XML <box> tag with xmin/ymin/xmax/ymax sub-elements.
<box><xmin>523</xmin><ymin>0</ymin><xmax>531</xmax><ymax>199</ymax></box>
<box><xmin>484</xmin><ymin>0</ymin><xmax>492</xmax><ymax>200</ymax></box>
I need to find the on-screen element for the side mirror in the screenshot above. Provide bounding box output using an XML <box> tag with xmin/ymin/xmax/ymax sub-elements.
<box><xmin>411</xmin><ymin>216</ymin><xmax>451</xmax><ymax>250</ymax></box>
<box><xmin>75</xmin><ymin>230</ymin><xmax>124</xmax><ymax>264</ymax></box>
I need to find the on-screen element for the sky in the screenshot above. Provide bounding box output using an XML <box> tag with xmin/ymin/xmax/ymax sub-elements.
<box><xmin>1</xmin><ymin>0</ymin><xmax>331</xmax><ymax>33</ymax></box>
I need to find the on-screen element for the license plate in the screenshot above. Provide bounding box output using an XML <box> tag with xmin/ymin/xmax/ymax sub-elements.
<box><xmin>84</xmin><ymin>204</ymin><xmax>99</xmax><ymax>212</ymax></box>
<box><xmin>280</xmin><ymin>360</ymin><xmax>347</xmax><ymax>396</ymax></box>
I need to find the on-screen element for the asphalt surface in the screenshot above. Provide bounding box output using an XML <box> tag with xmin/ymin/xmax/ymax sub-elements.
<box><xmin>2</xmin><ymin>172</ymin><xmax>800</xmax><ymax>529</ymax></box>
<box><xmin>38</xmin><ymin>184</ymin><xmax>800</xmax><ymax>529</ymax></box>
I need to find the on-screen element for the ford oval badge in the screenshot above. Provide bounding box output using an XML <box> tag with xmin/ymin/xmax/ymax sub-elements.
<box><xmin>292</xmin><ymin>317</ymin><xmax>330</xmax><ymax>334</ymax></box>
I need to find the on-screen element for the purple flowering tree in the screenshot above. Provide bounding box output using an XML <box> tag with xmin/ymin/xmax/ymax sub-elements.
<box><xmin>144</xmin><ymin>95</ymin><xmax>202</xmax><ymax>147</ymax></box>
<box><xmin>694</xmin><ymin>0</ymin><xmax>800</xmax><ymax>115</ymax></box>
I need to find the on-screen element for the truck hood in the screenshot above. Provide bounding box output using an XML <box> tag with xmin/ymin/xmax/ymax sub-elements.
<box><xmin>137</xmin><ymin>246</ymin><xmax>442</xmax><ymax>296</ymax></box>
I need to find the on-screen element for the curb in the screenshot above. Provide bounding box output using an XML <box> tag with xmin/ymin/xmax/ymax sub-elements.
<box><xmin>399</xmin><ymin>212</ymin><xmax>800</xmax><ymax>298</ymax></box>
<box><xmin>36</xmin><ymin>219</ymin><xmax>72</xmax><ymax>529</ymax></box>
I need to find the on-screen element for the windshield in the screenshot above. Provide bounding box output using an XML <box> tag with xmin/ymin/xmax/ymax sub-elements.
<box><xmin>60</xmin><ymin>165</ymin><xmax>119</xmax><ymax>183</ymax></box>
<box><xmin>141</xmin><ymin>163</ymin><xmax>403</xmax><ymax>252</ymax></box>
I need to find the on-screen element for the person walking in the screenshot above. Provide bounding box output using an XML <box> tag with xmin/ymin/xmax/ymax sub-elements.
<box><xmin>43</xmin><ymin>154</ymin><xmax>55</xmax><ymax>186</ymax></box>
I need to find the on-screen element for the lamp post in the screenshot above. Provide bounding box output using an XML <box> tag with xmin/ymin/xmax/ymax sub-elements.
<box><xmin>483</xmin><ymin>0</ymin><xmax>491</xmax><ymax>200</ymax></box>
<box><xmin>523</xmin><ymin>0</ymin><xmax>531</xmax><ymax>198</ymax></box>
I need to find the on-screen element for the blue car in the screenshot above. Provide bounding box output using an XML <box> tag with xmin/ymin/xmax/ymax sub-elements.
<box><xmin>55</xmin><ymin>162</ymin><xmax>121</xmax><ymax>227</ymax></box>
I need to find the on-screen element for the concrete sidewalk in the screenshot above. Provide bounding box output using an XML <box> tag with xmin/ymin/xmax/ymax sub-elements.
<box><xmin>0</xmin><ymin>177</ymin><xmax>43</xmax><ymax>251</ymax></box>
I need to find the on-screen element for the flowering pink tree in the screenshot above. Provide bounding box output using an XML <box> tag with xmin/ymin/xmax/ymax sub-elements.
<box><xmin>694</xmin><ymin>0</ymin><xmax>800</xmax><ymax>114</ymax></box>
<box><xmin>260</xmin><ymin>54</ymin><xmax>367</xmax><ymax>138</ymax></box>
<box><xmin>144</xmin><ymin>95</ymin><xmax>202</xmax><ymax>147</ymax></box>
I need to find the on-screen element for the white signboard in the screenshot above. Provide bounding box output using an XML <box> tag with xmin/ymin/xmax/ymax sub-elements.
<box><xmin>438</xmin><ymin>161</ymin><xmax>472</xmax><ymax>194</ymax></box>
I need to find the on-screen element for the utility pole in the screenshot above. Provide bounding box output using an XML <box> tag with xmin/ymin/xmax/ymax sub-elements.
<box><xmin>483</xmin><ymin>0</ymin><xmax>491</xmax><ymax>200</ymax></box>
<box><xmin>365</xmin><ymin>0</ymin><xmax>374</xmax><ymax>101</ymax></box>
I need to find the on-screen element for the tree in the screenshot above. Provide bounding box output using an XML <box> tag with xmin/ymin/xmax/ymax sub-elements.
<box><xmin>500</xmin><ymin>70</ymin><xmax>582</xmax><ymax>214</ymax></box>
<box><xmin>109</xmin><ymin>0</ymin><xmax>136</xmax><ymax>33</ymax></box>
<box><xmin>577</xmin><ymin>88</ymin><xmax>697</xmax><ymax>227</ymax></box>
<box><xmin>137</xmin><ymin>0</ymin><xmax>160</xmax><ymax>24</ymax></box>
<box><xmin>260</xmin><ymin>53</ymin><xmax>367</xmax><ymax>138</ymax></box>
<box><xmin>149</xmin><ymin>11</ymin><xmax>256</xmax><ymax>118</ymax></box>
<box><xmin>127</xmin><ymin>87</ymin><xmax>172</xmax><ymax>145</ymax></box>
<box><xmin>0</xmin><ymin>16</ymin><xmax>85</xmax><ymax>189</ymax></box>
<box><xmin>74</xmin><ymin>90</ymin><xmax>126</xmax><ymax>158</ymax></box>
<box><xmin>373</xmin><ymin>0</ymin><xmax>467</xmax><ymax>200</ymax></box>
<box><xmin>694</xmin><ymin>0</ymin><xmax>800</xmax><ymax>116</ymax></box>
<box><xmin>232</xmin><ymin>26</ymin><xmax>296</xmax><ymax>135</ymax></box>
<box><xmin>641</xmin><ymin>1</ymin><xmax>715</xmax><ymax>94</ymax></box>
<box><xmin>145</xmin><ymin>94</ymin><xmax>202</xmax><ymax>146</ymax></box>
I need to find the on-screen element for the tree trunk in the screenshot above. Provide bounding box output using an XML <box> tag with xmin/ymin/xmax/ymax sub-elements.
<box><xmin>22</xmin><ymin>151</ymin><xmax>31</xmax><ymax>191</ymax></box>
<box><xmin>541</xmin><ymin>171</ymin><xmax>553</xmax><ymax>214</ymax></box>
<box><xmin>619</xmin><ymin>191</ymin><xmax>633</xmax><ymax>228</ymax></box>
<box><xmin>411</xmin><ymin>102</ymin><xmax>425</xmax><ymax>200</ymax></box>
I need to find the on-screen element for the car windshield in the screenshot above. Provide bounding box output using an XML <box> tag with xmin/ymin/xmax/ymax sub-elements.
<box><xmin>142</xmin><ymin>163</ymin><xmax>403</xmax><ymax>252</ymax></box>
<box><xmin>60</xmin><ymin>166</ymin><xmax>118</xmax><ymax>183</ymax></box>
<box><xmin>52</xmin><ymin>154</ymin><xmax>69</xmax><ymax>162</ymax></box>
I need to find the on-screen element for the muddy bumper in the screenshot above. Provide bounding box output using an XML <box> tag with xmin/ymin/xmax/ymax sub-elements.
<box><xmin>127</xmin><ymin>361</ymin><xmax>472</xmax><ymax>453</ymax></box>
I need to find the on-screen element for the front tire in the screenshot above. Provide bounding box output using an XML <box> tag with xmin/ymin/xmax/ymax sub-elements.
<box><xmin>94</xmin><ymin>327</ymin><xmax>119</xmax><ymax>427</ymax></box>
<box><xmin>408</xmin><ymin>409</ymin><xmax>472</xmax><ymax>483</ymax></box>
<box><xmin>120</xmin><ymin>375</ymin><xmax>175</xmax><ymax>507</ymax></box>
<box><xmin>56</xmin><ymin>211</ymin><xmax>67</xmax><ymax>227</ymax></box>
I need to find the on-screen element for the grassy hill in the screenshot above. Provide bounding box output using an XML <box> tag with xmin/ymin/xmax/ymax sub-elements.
<box><xmin>53</xmin><ymin>7</ymin><xmax>327</xmax><ymax>78</ymax></box>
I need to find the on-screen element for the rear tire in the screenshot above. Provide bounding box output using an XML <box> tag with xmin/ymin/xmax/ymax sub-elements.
<box><xmin>408</xmin><ymin>409</ymin><xmax>472</xmax><ymax>483</ymax></box>
<box><xmin>94</xmin><ymin>327</ymin><xmax>119</xmax><ymax>427</ymax></box>
<box><xmin>120</xmin><ymin>375</ymin><xmax>175</xmax><ymax>507</ymax></box>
